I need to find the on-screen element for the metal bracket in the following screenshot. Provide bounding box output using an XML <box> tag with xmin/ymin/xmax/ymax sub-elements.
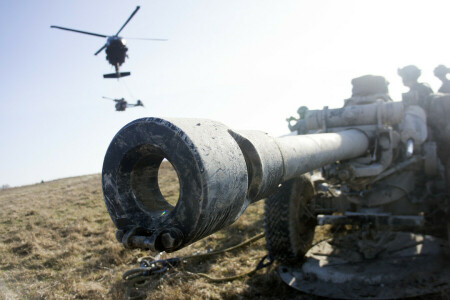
<box><xmin>317</xmin><ymin>212</ymin><xmax>424</xmax><ymax>228</ymax></box>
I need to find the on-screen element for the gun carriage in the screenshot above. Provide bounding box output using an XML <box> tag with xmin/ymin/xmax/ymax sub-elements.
<box><xmin>102</xmin><ymin>75</ymin><xmax>450</xmax><ymax>298</ymax></box>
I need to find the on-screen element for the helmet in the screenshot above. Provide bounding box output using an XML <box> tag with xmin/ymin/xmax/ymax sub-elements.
<box><xmin>433</xmin><ymin>64</ymin><xmax>449</xmax><ymax>78</ymax></box>
<box><xmin>397</xmin><ymin>65</ymin><xmax>421</xmax><ymax>81</ymax></box>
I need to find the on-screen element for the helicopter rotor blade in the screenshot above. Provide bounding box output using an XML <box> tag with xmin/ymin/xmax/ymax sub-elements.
<box><xmin>115</xmin><ymin>6</ymin><xmax>140</xmax><ymax>36</ymax></box>
<box><xmin>102</xmin><ymin>96</ymin><xmax>115</xmax><ymax>101</ymax></box>
<box><xmin>50</xmin><ymin>26</ymin><xmax>108</xmax><ymax>38</ymax></box>
<box><xmin>123</xmin><ymin>37</ymin><xmax>168</xmax><ymax>41</ymax></box>
<box><xmin>94</xmin><ymin>44</ymin><xmax>107</xmax><ymax>55</ymax></box>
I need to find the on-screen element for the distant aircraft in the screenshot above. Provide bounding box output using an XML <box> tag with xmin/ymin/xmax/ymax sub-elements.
<box><xmin>51</xmin><ymin>6</ymin><xmax>167</xmax><ymax>79</ymax></box>
<box><xmin>103</xmin><ymin>97</ymin><xmax>144</xmax><ymax>111</ymax></box>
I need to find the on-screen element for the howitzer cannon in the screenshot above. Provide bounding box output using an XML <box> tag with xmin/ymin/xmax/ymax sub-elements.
<box><xmin>102</xmin><ymin>117</ymin><xmax>370</xmax><ymax>252</ymax></box>
<box><xmin>102</xmin><ymin>75</ymin><xmax>450</xmax><ymax>298</ymax></box>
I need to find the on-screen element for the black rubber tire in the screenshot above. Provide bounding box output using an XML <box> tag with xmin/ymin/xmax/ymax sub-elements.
<box><xmin>445</xmin><ymin>159</ymin><xmax>450</xmax><ymax>241</ymax></box>
<box><xmin>447</xmin><ymin>220</ymin><xmax>450</xmax><ymax>242</ymax></box>
<box><xmin>264</xmin><ymin>174</ymin><xmax>316</xmax><ymax>264</ymax></box>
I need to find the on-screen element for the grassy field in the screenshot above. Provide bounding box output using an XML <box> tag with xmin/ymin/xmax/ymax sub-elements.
<box><xmin>0</xmin><ymin>162</ymin><xmax>313</xmax><ymax>300</ymax></box>
<box><xmin>1</xmin><ymin>162</ymin><xmax>448</xmax><ymax>300</ymax></box>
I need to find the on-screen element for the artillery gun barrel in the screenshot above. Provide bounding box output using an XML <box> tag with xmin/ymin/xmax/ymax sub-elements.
<box><xmin>102</xmin><ymin>118</ymin><xmax>369</xmax><ymax>252</ymax></box>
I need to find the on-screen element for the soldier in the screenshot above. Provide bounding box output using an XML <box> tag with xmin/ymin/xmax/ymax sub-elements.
<box><xmin>433</xmin><ymin>64</ymin><xmax>450</xmax><ymax>93</ymax></box>
<box><xmin>397</xmin><ymin>65</ymin><xmax>433</xmax><ymax>107</ymax></box>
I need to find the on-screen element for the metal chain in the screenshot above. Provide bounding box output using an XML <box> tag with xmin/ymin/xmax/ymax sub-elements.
<box><xmin>123</xmin><ymin>232</ymin><xmax>270</xmax><ymax>297</ymax></box>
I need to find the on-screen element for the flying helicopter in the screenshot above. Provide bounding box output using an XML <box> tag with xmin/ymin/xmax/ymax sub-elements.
<box><xmin>103</xmin><ymin>97</ymin><xmax>144</xmax><ymax>111</ymax></box>
<box><xmin>51</xmin><ymin>6</ymin><xmax>167</xmax><ymax>79</ymax></box>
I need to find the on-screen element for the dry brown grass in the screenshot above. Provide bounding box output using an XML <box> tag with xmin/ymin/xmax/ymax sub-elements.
<box><xmin>2</xmin><ymin>162</ymin><xmax>448</xmax><ymax>299</ymax></box>
<box><xmin>0</xmin><ymin>162</ymin><xmax>314</xmax><ymax>299</ymax></box>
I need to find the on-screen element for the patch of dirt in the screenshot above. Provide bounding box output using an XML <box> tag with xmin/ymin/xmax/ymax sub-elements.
<box><xmin>11</xmin><ymin>242</ymin><xmax>33</xmax><ymax>256</ymax></box>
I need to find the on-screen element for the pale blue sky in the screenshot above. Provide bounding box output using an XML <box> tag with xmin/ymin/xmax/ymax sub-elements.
<box><xmin>1</xmin><ymin>0</ymin><xmax>449</xmax><ymax>186</ymax></box>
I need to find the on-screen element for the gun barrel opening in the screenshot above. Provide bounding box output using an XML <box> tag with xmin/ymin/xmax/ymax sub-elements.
<box><xmin>126</xmin><ymin>148</ymin><xmax>180</xmax><ymax>216</ymax></box>
<box><xmin>102</xmin><ymin>118</ymin><xmax>251</xmax><ymax>252</ymax></box>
